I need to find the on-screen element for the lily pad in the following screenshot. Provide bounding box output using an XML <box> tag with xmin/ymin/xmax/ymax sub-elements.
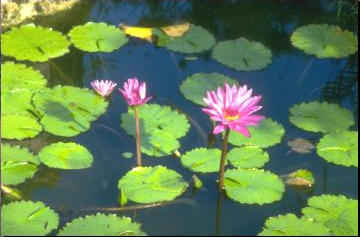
<box><xmin>302</xmin><ymin>195</ymin><xmax>358</xmax><ymax>236</ymax></box>
<box><xmin>1</xmin><ymin>144</ymin><xmax>40</xmax><ymax>185</ymax></box>
<box><xmin>224</xmin><ymin>169</ymin><xmax>284</xmax><ymax>205</ymax></box>
<box><xmin>289</xmin><ymin>102</ymin><xmax>354</xmax><ymax>133</ymax></box>
<box><xmin>38</xmin><ymin>142</ymin><xmax>93</xmax><ymax>169</ymax></box>
<box><xmin>227</xmin><ymin>146</ymin><xmax>269</xmax><ymax>169</ymax></box>
<box><xmin>68</xmin><ymin>22</ymin><xmax>128</xmax><ymax>52</ymax></box>
<box><xmin>285</xmin><ymin>169</ymin><xmax>315</xmax><ymax>187</ymax></box>
<box><xmin>291</xmin><ymin>24</ymin><xmax>358</xmax><ymax>58</ymax></box>
<box><xmin>1</xmin><ymin>114</ymin><xmax>43</xmax><ymax>140</ymax></box>
<box><xmin>161</xmin><ymin>22</ymin><xmax>191</xmax><ymax>37</ymax></box>
<box><xmin>228</xmin><ymin>118</ymin><xmax>285</xmax><ymax>148</ymax></box>
<box><xmin>1</xmin><ymin>24</ymin><xmax>70</xmax><ymax>62</ymax></box>
<box><xmin>212</xmin><ymin>38</ymin><xmax>272</xmax><ymax>71</ymax></box>
<box><xmin>180</xmin><ymin>73</ymin><xmax>238</xmax><ymax>106</ymax></box>
<box><xmin>118</xmin><ymin>166</ymin><xmax>188</xmax><ymax>204</ymax></box>
<box><xmin>180</xmin><ymin>148</ymin><xmax>222</xmax><ymax>173</ymax></box>
<box><xmin>317</xmin><ymin>131</ymin><xmax>358</xmax><ymax>168</ymax></box>
<box><xmin>258</xmin><ymin>214</ymin><xmax>330</xmax><ymax>236</ymax></box>
<box><xmin>1</xmin><ymin>201</ymin><xmax>59</xmax><ymax>236</ymax></box>
<box><xmin>58</xmin><ymin>213</ymin><xmax>146</xmax><ymax>236</ymax></box>
<box><xmin>1</xmin><ymin>91</ymin><xmax>35</xmax><ymax>116</ymax></box>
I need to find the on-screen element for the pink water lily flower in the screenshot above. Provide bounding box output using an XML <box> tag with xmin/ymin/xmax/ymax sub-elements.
<box><xmin>202</xmin><ymin>83</ymin><xmax>264</xmax><ymax>137</ymax></box>
<box><xmin>91</xmin><ymin>80</ymin><xmax>117</xmax><ymax>97</ymax></box>
<box><xmin>119</xmin><ymin>77</ymin><xmax>152</xmax><ymax>106</ymax></box>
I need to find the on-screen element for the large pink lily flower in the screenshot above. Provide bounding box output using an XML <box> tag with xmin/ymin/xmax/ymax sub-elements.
<box><xmin>202</xmin><ymin>83</ymin><xmax>264</xmax><ymax>137</ymax></box>
<box><xmin>91</xmin><ymin>80</ymin><xmax>117</xmax><ymax>97</ymax></box>
<box><xmin>119</xmin><ymin>77</ymin><xmax>152</xmax><ymax>106</ymax></box>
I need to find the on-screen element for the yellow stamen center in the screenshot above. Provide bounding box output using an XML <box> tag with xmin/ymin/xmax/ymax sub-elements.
<box><xmin>224</xmin><ymin>111</ymin><xmax>240</xmax><ymax>121</ymax></box>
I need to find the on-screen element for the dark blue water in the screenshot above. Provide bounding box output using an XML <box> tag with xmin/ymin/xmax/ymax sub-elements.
<box><xmin>17</xmin><ymin>0</ymin><xmax>357</xmax><ymax>236</ymax></box>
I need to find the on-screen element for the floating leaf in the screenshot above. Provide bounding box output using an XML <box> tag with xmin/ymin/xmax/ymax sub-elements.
<box><xmin>58</xmin><ymin>213</ymin><xmax>146</xmax><ymax>236</ymax></box>
<box><xmin>212</xmin><ymin>38</ymin><xmax>272</xmax><ymax>71</ymax></box>
<box><xmin>258</xmin><ymin>214</ymin><xmax>330</xmax><ymax>236</ymax></box>
<box><xmin>38</xmin><ymin>142</ymin><xmax>93</xmax><ymax>169</ymax></box>
<box><xmin>1</xmin><ymin>201</ymin><xmax>59</xmax><ymax>236</ymax></box>
<box><xmin>192</xmin><ymin>175</ymin><xmax>203</xmax><ymax>189</ymax></box>
<box><xmin>1</xmin><ymin>114</ymin><xmax>42</xmax><ymax>140</ymax></box>
<box><xmin>302</xmin><ymin>195</ymin><xmax>358</xmax><ymax>236</ymax></box>
<box><xmin>122</xmin><ymin>152</ymin><xmax>134</xmax><ymax>159</ymax></box>
<box><xmin>68</xmin><ymin>22</ymin><xmax>128</xmax><ymax>52</ymax></box>
<box><xmin>224</xmin><ymin>169</ymin><xmax>284</xmax><ymax>205</ymax></box>
<box><xmin>287</xmin><ymin>138</ymin><xmax>315</xmax><ymax>154</ymax></box>
<box><xmin>180</xmin><ymin>148</ymin><xmax>222</xmax><ymax>173</ymax></box>
<box><xmin>1</xmin><ymin>91</ymin><xmax>34</xmax><ymax>116</ymax></box>
<box><xmin>118</xmin><ymin>166</ymin><xmax>188</xmax><ymax>204</ymax></box>
<box><xmin>228</xmin><ymin>118</ymin><xmax>285</xmax><ymax>148</ymax></box>
<box><xmin>289</xmin><ymin>102</ymin><xmax>354</xmax><ymax>133</ymax></box>
<box><xmin>1</xmin><ymin>24</ymin><xmax>70</xmax><ymax>62</ymax></box>
<box><xmin>227</xmin><ymin>146</ymin><xmax>269</xmax><ymax>169</ymax></box>
<box><xmin>317</xmin><ymin>131</ymin><xmax>358</xmax><ymax>168</ymax></box>
<box><xmin>1</xmin><ymin>144</ymin><xmax>40</xmax><ymax>185</ymax></box>
<box><xmin>291</xmin><ymin>24</ymin><xmax>358</xmax><ymax>58</ymax></box>
<box><xmin>180</xmin><ymin>73</ymin><xmax>238</xmax><ymax>106</ymax></box>
<box><xmin>286</xmin><ymin>169</ymin><xmax>315</xmax><ymax>187</ymax></box>
<box><xmin>161</xmin><ymin>22</ymin><xmax>190</xmax><ymax>37</ymax></box>
<box><xmin>120</xmin><ymin>25</ymin><xmax>153</xmax><ymax>41</ymax></box>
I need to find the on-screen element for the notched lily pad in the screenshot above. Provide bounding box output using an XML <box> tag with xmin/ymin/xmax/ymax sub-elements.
<box><xmin>180</xmin><ymin>148</ymin><xmax>222</xmax><ymax>173</ymax></box>
<box><xmin>227</xmin><ymin>146</ymin><xmax>269</xmax><ymax>169</ymax></box>
<box><xmin>1</xmin><ymin>114</ymin><xmax>43</xmax><ymax>140</ymax></box>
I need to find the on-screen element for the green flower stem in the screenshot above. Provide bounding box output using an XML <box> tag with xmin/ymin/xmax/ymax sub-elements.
<box><xmin>134</xmin><ymin>107</ymin><xmax>142</xmax><ymax>166</ymax></box>
<box><xmin>218</xmin><ymin>128</ymin><xmax>230</xmax><ymax>191</ymax></box>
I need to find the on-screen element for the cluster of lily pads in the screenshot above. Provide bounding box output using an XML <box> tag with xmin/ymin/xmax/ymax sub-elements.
<box><xmin>1</xmin><ymin>21</ymin><xmax>358</xmax><ymax>236</ymax></box>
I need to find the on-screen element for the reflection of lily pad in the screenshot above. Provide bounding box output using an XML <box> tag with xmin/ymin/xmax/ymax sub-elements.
<box><xmin>317</xmin><ymin>131</ymin><xmax>358</xmax><ymax>168</ymax></box>
<box><xmin>1</xmin><ymin>114</ymin><xmax>43</xmax><ymax>140</ymax></box>
<box><xmin>68</xmin><ymin>22</ymin><xmax>128</xmax><ymax>52</ymax></box>
<box><xmin>1</xmin><ymin>201</ymin><xmax>59</xmax><ymax>236</ymax></box>
<box><xmin>118</xmin><ymin>166</ymin><xmax>188</xmax><ymax>204</ymax></box>
<box><xmin>289</xmin><ymin>102</ymin><xmax>354</xmax><ymax>133</ymax></box>
<box><xmin>1</xmin><ymin>24</ymin><xmax>70</xmax><ymax>62</ymax></box>
<box><xmin>228</xmin><ymin>118</ymin><xmax>285</xmax><ymax>148</ymax></box>
<box><xmin>38</xmin><ymin>142</ymin><xmax>93</xmax><ymax>169</ymax></box>
<box><xmin>180</xmin><ymin>73</ymin><xmax>238</xmax><ymax>106</ymax></box>
<box><xmin>224</xmin><ymin>169</ymin><xmax>284</xmax><ymax>205</ymax></box>
<box><xmin>302</xmin><ymin>195</ymin><xmax>358</xmax><ymax>236</ymax></box>
<box><xmin>227</xmin><ymin>146</ymin><xmax>269</xmax><ymax>169</ymax></box>
<box><xmin>291</xmin><ymin>24</ymin><xmax>358</xmax><ymax>58</ymax></box>
<box><xmin>212</xmin><ymin>38</ymin><xmax>272</xmax><ymax>71</ymax></box>
<box><xmin>288</xmin><ymin>138</ymin><xmax>315</xmax><ymax>154</ymax></box>
<box><xmin>58</xmin><ymin>214</ymin><xmax>146</xmax><ymax>236</ymax></box>
<box><xmin>180</xmin><ymin>148</ymin><xmax>222</xmax><ymax>173</ymax></box>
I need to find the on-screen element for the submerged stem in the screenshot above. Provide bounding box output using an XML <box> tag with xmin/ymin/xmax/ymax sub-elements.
<box><xmin>218</xmin><ymin>128</ymin><xmax>230</xmax><ymax>191</ymax></box>
<box><xmin>134</xmin><ymin>107</ymin><xmax>142</xmax><ymax>166</ymax></box>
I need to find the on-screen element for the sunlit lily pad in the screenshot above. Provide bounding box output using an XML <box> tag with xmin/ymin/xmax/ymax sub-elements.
<box><xmin>118</xmin><ymin>166</ymin><xmax>188</xmax><ymax>204</ymax></box>
<box><xmin>1</xmin><ymin>114</ymin><xmax>43</xmax><ymax>140</ymax></box>
<box><xmin>224</xmin><ymin>169</ymin><xmax>284</xmax><ymax>205</ymax></box>
<box><xmin>120</xmin><ymin>25</ymin><xmax>153</xmax><ymax>41</ymax></box>
<box><xmin>1</xmin><ymin>201</ymin><xmax>59</xmax><ymax>236</ymax></box>
<box><xmin>291</xmin><ymin>24</ymin><xmax>358</xmax><ymax>58</ymax></box>
<box><xmin>227</xmin><ymin>146</ymin><xmax>269</xmax><ymax>169</ymax></box>
<box><xmin>68</xmin><ymin>22</ymin><xmax>128</xmax><ymax>52</ymax></box>
<box><xmin>161</xmin><ymin>22</ymin><xmax>191</xmax><ymax>37</ymax></box>
<box><xmin>1</xmin><ymin>91</ymin><xmax>34</xmax><ymax>116</ymax></box>
<box><xmin>228</xmin><ymin>118</ymin><xmax>285</xmax><ymax>148</ymax></box>
<box><xmin>1</xmin><ymin>24</ymin><xmax>70</xmax><ymax>62</ymax></box>
<box><xmin>180</xmin><ymin>148</ymin><xmax>222</xmax><ymax>173</ymax></box>
<box><xmin>212</xmin><ymin>38</ymin><xmax>272</xmax><ymax>71</ymax></box>
<box><xmin>258</xmin><ymin>214</ymin><xmax>330</xmax><ymax>236</ymax></box>
<box><xmin>1</xmin><ymin>144</ymin><xmax>40</xmax><ymax>185</ymax></box>
<box><xmin>285</xmin><ymin>169</ymin><xmax>315</xmax><ymax>187</ymax></box>
<box><xmin>289</xmin><ymin>102</ymin><xmax>354</xmax><ymax>133</ymax></box>
<box><xmin>38</xmin><ymin>142</ymin><xmax>93</xmax><ymax>169</ymax></box>
<box><xmin>317</xmin><ymin>131</ymin><xmax>358</xmax><ymax>168</ymax></box>
<box><xmin>58</xmin><ymin>213</ymin><xmax>146</xmax><ymax>236</ymax></box>
<box><xmin>302</xmin><ymin>195</ymin><xmax>358</xmax><ymax>236</ymax></box>
<box><xmin>180</xmin><ymin>73</ymin><xmax>238</xmax><ymax>106</ymax></box>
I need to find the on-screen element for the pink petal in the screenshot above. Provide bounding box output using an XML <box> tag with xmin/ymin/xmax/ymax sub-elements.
<box><xmin>229</xmin><ymin>124</ymin><xmax>251</xmax><ymax>137</ymax></box>
<box><xmin>213</xmin><ymin>124</ymin><xmax>226</xmax><ymax>135</ymax></box>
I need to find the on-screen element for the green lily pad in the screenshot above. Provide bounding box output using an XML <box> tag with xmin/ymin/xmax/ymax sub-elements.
<box><xmin>68</xmin><ymin>22</ymin><xmax>128</xmax><ymax>52</ymax></box>
<box><xmin>317</xmin><ymin>131</ymin><xmax>358</xmax><ymax>168</ymax></box>
<box><xmin>118</xmin><ymin>166</ymin><xmax>188</xmax><ymax>204</ymax></box>
<box><xmin>38</xmin><ymin>142</ymin><xmax>93</xmax><ymax>169</ymax></box>
<box><xmin>32</xmin><ymin>86</ymin><xmax>108</xmax><ymax>137</ymax></box>
<box><xmin>285</xmin><ymin>169</ymin><xmax>315</xmax><ymax>187</ymax></box>
<box><xmin>224</xmin><ymin>169</ymin><xmax>284</xmax><ymax>205</ymax></box>
<box><xmin>1</xmin><ymin>91</ymin><xmax>35</xmax><ymax>116</ymax></box>
<box><xmin>58</xmin><ymin>213</ymin><xmax>146</xmax><ymax>236</ymax></box>
<box><xmin>212</xmin><ymin>38</ymin><xmax>272</xmax><ymax>71</ymax></box>
<box><xmin>289</xmin><ymin>102</ymin><xmax>354</xmax><ymax>133</ymax></box>
<box><xmin>227</xmin><ymin>146</ymin><xmax>269</xmax><ymax>169</ymax></box>
<box><xmin>302</xmin><ymin>195</ymin><xmax>358</xmax><ymax>236</ymax></box>
<box><xmin>180</xmin><ymin>148</ymin><xmax>222</xmax><ymax>173</ymax></box>
<box><xmin>1</xmin><ymin>200</ymin><xmax>59</xmax><ymax>236</ymax></box>
<box><xmin>1</xmin><ymin>114</ymin><xmax>43</xmax><ymax>140</ymax></box>
<box><xmin>228</xmin><ymin>118</ymin><xmax>285</xmax><ymax>148</ymax></box>
<box><xmin>1</xmin><ymin>24</ymin><xmax>70</xmax><ymax>62</ymax></box>
<box><xmin>1</xmin><ymin>144</ymin><xmax>40</xmax><ymax>185</ymax></box>
<box><xmin>291</xmin><ymin>24</ymin><xmax>358</xmax><ymax>58</ymax></box>
<box><xmin>180</xmin><ymin>73</ymin><xmax>238</xmax><ymax>106</ymax></box>
<box><xmin>258</xmin><ymin>214</ymin><xmax>330</xmax><ymax>236</ymax></box>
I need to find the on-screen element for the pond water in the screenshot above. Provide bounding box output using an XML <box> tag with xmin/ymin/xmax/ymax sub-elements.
<box><xmin>3</xmin><ymin>0</ymin><xmax>358</xmax><ymax>236</ymax></box>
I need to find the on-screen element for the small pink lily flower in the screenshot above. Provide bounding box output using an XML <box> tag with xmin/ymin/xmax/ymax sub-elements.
<box><xmin>202</xmin><ymin>83</ymin><xmax>264</xmax><ymax>137</ymax></box>
<box><xmin>119</xmin><ymin>77</ymin><xmax>152</xmax><ymax>106</ymax></box>
<box><xmin>91</xmin><ymin>80</ymin><xmax>117</xmax><ymax>97</ymax></box>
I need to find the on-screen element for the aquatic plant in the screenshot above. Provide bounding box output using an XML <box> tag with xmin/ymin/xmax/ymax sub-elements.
<box><xmin>90</xmin><ymin>80</ymin><xmax>117</xmax><ymax>97</ymax></box>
